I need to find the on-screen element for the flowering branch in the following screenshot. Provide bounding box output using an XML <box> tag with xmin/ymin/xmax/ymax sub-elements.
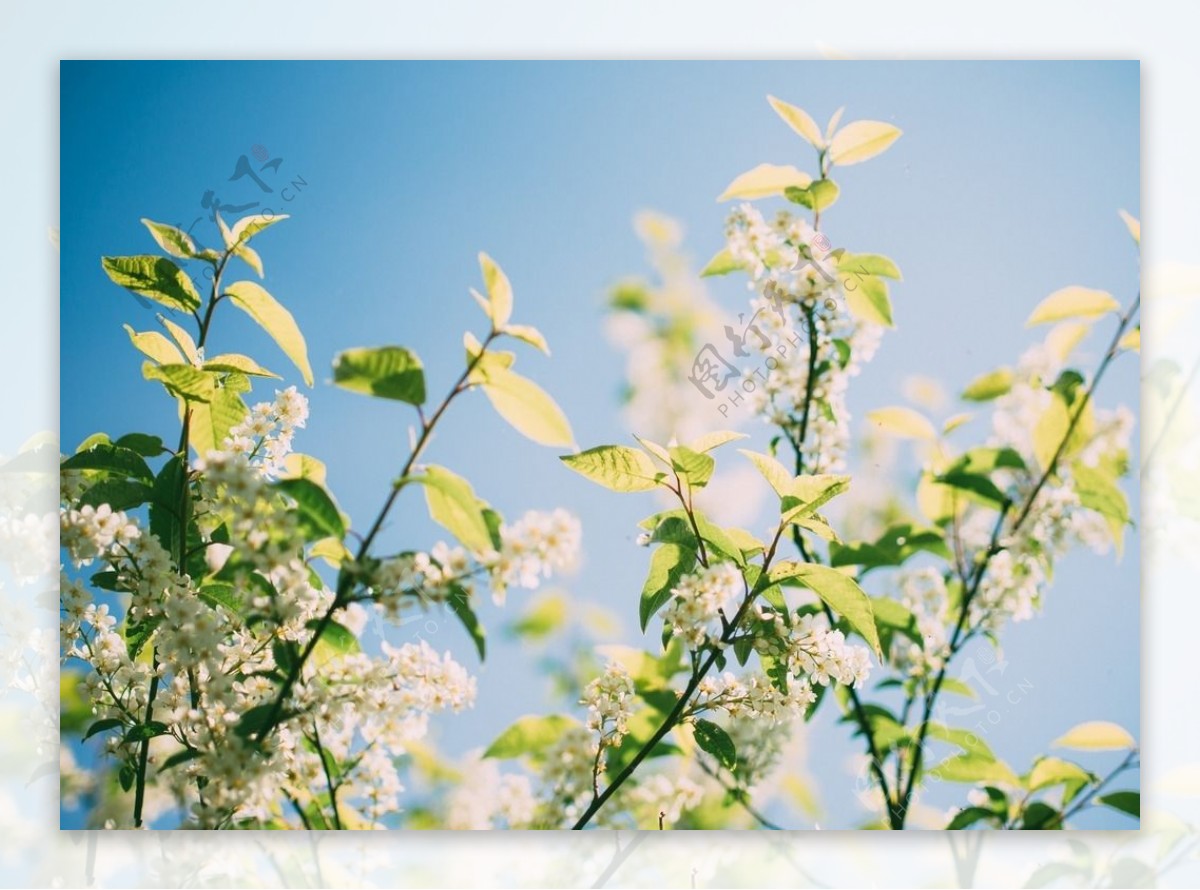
<box><xmin>892</xmin><ymin>294</ymin><xmax>1141</xmax><ymax>827</ymax></box>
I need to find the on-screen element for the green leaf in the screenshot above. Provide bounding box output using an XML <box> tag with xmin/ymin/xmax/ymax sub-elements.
<box><xmin>837</xmin><ymin>252</ymin><xmax>902</xmax><ymax>280</ymax></box>
<box><xmin>189</xmin><ymin>386</ymin><xmax>248</xmax><ymax>456</ymax></box>
<box><xmin>693</xmin><ymin>719</ymin><xmax>737</xmax><ymax>771</ymax></box>
<box><xmin>113</xmin><ymin>433</ymin><xmax>165</xmax><ymax>457</ymax></box>
<box><xmin>769</xmin><ymin>562</ymin><xmax>881</xmax><ymax>658</ymax></box>
<box><xmin>1052</xmin><ymin>721</ymin><xmax>1136</xmax><ymax>751</ymax></box>
<box><xmin>447</xmin><ymin>584</ymin><xmax>486</xmax><ymax>659</ymax></box>
<box><xmin>478</xmin><ymin>252</ymin><xmax>514</xmax><ymax>328</ymax></box>
<box><xmin>332</xmin><ymin>346</ymin><xmax>426</xmax><ymax>404</ymax></box>
<box><xmin>962</xmin><ymin>368</ymin><xmax>1015</xmax><ymax>402</ymax></box>
<box><xmin>479</xmin><ymin>365</ymin><xmax>574</xmax><ymax>448</ymax></box>
<box><xmin>78</xmin><ymin>478</ymin><xmax>153</xmax><ymax>511</ymax></box>
<box><xmin>124</xmin><ymin>721</ymin><xmax>170</xmax><ymax>743</ymax></box>
<box><xmin>780</xmin><ymin>475</ymin><xmax>852</xmax><ymax>523</ymax></box>
<box><xmin>142</xmin><ymin>362</ymin><xmax>215</xmax><ymax>403</ymax></box>
<box><xmin>934</xmin><ymin>470</ymin><xmax>1010</xmax><ymax>508</ymax></box>
<box><xmin>484</xmin><ymin>714</ymin><xmax>578</xmax><ymax>759</ymax></box>
<box><xmin>1072</xmin><ymin>462</ymin><xmax>1131</xmax><ymax>550</ymax></box>
<box><xmin>669</xmin><ymin>445</ymin><xmax>715</xmax><ymax>489</ymax></box>
<box><xmin>1096</xmin><ymin>791</ymin><xmax>1139</xmax><ymax>818</ymax></box>
<box><xmin>309</xmin><ymin>619</ymin><xmax>361</xmax><ymax>668</ymax></box>
<box><xmin>926</xmin><ymin>723</ymin><xmax>996</xmax><ymax>761</ymax></box>
<box><xmin>830</xmin><ymin>524</ymin><xmax>951</xmax><ymax>572</ymax></box>
<box><xmin>700</xmin><ymin>248</ymin><xmax>745</xmax><ymax>277</ymax></box>
<box><xmin>1020</xmin><ymin>801</ymin><xmax>1061</xmax><ymax>830</ymax></box>
<box><xmin>62</xmin><ymin>443</ymin><xmax>153</xmax><ymax>481</ymax></box>
<box><xmin>560</xmin><ymin>445</ymin><xmax>662</xmax><ymax>492</ymax></box>
<box><xmin>718</xmin><ymin>163</ymin><xmax>812</xmax><ymax>201</ymax></box>
<box><xmin>870</xmin><ymin>596</ymin><xmax>922</xmax><ymax>646</ymax></box>
<box><xmin>140</xmin><ymin>218</ymin><xmax>199</xmax><ymax>259</ymax></box>
<box><xmin>1026</xmin><ymin>286</ymin><xmax>1119</xmax><ymax>327</ymax></box>
<box><xmin>101</xmin><ymin>255</ymin><xmax>201</xmax><ymax>312</ymax></box>
<box><xmin>83</xmin><ymin>717</ymin><xmax>124</xmax><ymax>741</ymax></box>
<box><xmin>118</xmin><ymin>764</ymin><xmax>136</xmax><ymax>792</ymax></box>
<box><xmin>845</xmin><ymin>275</ymin><xmax>894</xmax><ymax>327</ymax></box>
<box><xmin>149</xmin><ymin>456</ymin><xmax>185</xmax><ymax>560</ymax></box>
<box><xmin>639</xmin><ymin>543</ymin><xmax>696</xmax><ymax>632</ymax></box>
<box><xmin>827</xmin><ymin>120</ymin><xmax>902</xmax><ymax>166</ymax></box>
<box><xmin>224</xmin><ymin>280</ymin><xmax>313</xmax><ymax>386</ymax></box>
<box><xmin>785</xmin><ymin>179</ymin><xmax>840</xmax><ymax>212</ymax></box>
<box><xmin>509</xmin><ymin>592</ymin><xmax>566</xmax><ymax>641</ymax></box>
<box><xmin>273</xmin><ymin>477</ymin><xmax>346</xmax><ymax>540</ymax></box>
<box><xmin>947</xmin><ymin>806</ymin><xmax>999</xmax><ymax>830</ymax></box>
<box><xmin>198</xmin><ymin>581</ymin><xmax>246</xmax><ymax>617</ymax></box>
<box><xmin>415</xmin><ymin>465</ymin><xmax>494</xmax><ymax>555</ymax></box>
<box><xmin>158</xmin><ymin>749</ymin><xmax>203</xmax><ymax>773</ymax></box>
<box><xmin>204</xmin><ymin>353</ymin><xmax>282</xmax><ymax>379</ymax></box>
<box><xmin>502</xmin><ymin>324</ymin><xmax>550</xmax><ymax>354</ymax></box>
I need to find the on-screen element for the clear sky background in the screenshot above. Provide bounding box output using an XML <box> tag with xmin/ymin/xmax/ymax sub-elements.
<box><xmin>61</xmin><ymin>61</ymin><xmax>1139</xmax><ymax>829</ymax></box>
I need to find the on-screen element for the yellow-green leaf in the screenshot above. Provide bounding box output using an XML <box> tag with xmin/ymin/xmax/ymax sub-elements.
<box><xmin>767</xmin><ymin>95</ymin><xmax>825</xmax><ymax>148</ymax></box>
<box><xmin>224</xmin><ymin>280</ymin><xmax>313</xmax><ymax>386</ymax></box>
<box><xmin>828</xmin><ymin>120</ymin><xmax>902</xmax><ymax>166</ymax></box>
<box><xmin>1119</xmin><ymin>328</ymin><xmax>1140</xmax><ymax>353</ymax></box>
<box><xmin>1026</xmin><ymin>286</ymin><xmax>1120</xmax><ymax>327</ymax></box>
<box><xmin>962</xmin><ymin>368</ymin><xmax>1014</xmax><ymax>402</ymax></box>
<box><xmin>1027</xmin><ymin>756</ymin><xmax>1092</xmax><ymax>791</ymax></box>
<box><xmin>480</xmin><ymin>366</ymin><xmax>573</xmax><ymax>448</ymax></box>
<box><xmin>560</xmin><ymin>445</ymin><xmax>661</xmax><ymax>493</ymax></box>
<box><xmin>158</xmin><ymin>315</ymin><xmax>199</xmax><ymax>364</ymax></box>
<box><xmin>700</xmin><ymin>248</ymin><xmax>745</xmax><ymax>277</ymax></box>
<box><xmin>845</xmin><ymin>275</ymin><xmax>894</xmax><ymax>327</ymax></box>
<box><xmin>230</xmin><ymin>212</ymin><xmax>288</xmax><ymax>245</ymax></box>
<box><xmin>718</xmin><ymin>163</ymin><xmax>812</xmax><ymax>201</ymax></box>
<box><xmin>769</xmin><ymin>561</ymin><xmax>881</xmax><ymax>658</ymax></box>
<box><xmin>124</xmin><ymin>325</ymin><xmax>183</xmax><ymax>366</ymax></box>
<box><xmin>502</xmin><ymin>324</ymin><xmax>550</xmax><ymax>354</ymax></box>
<box><xmin>479</xmin><ymin>252</ymin><xmax>513</xmax><ymax>328</ymax></box>
<box><xmin>1118</xmin><ymin>209</ymin><xmax>1140</xmax><ymax>245</ymax></box>
<box><xmin>1052</xmin><ymin>720</ymin><xmax>1136</xmax><ymax>751</ymax></box>
<box><xmin>204</xmin><ymin>353</ymin><xmax>281</xmax><ymax>379</ymax></box>
<box><xmin>865</xmin><ymin>406</ymin><xmax>937</xmax><ymax>441</ymax></box>
<box><xmin>333</xmin><ymin>346</ymin><xmax>426</xmax><ymax>404</ymax></box>
<box><xmin>140</xmin><ymin>218</ymin><xmax>198</xmax><ymax>259</ymax></box>
<box><xmin>102</xmin><ymin>255</ymin><xmax>201</xmax><ymax>313</ymax></box>
<box><xmin>688</xmin><ymin>430</ymin><xmax>748</xmax><ymax>453</ymax></box>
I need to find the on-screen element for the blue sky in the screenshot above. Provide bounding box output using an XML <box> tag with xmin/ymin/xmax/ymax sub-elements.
<box><xmin>61</xmin><ymin>61</ymin><xmax>1139</xmax><ymax>829</ymax></box>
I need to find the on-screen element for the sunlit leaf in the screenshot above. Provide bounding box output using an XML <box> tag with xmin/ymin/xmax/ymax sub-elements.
<box><xmin>332</xmin><ymin>346</ymin><xmax>426</xmax><ymax>404</ymax></box>
<box><xmin>718</xmin><ymin>163</ymin><xmax>812</xmax><ymax>201</ymax></box>
<box><xmin>828</xmin><ymin>120</ymin><xmax>902</xmax><ymax>166</ymax></box>
<box><xmin>1052</xmin><ymin>721</ymin><xmax>1136</xmax><ymax>751</ymax></box>
<box><xmin>224</xmin><ymin>280</ymin><xmax>313</xmax><ymax>386</ymax></box>
<box><xmin>1026</xmin><ymin>286</ymin><xmax>1120</xmax><ymax>327</ymax></box>
<box><xmin>767</xmin><ymin>95</ymin><xmax>825</xmax><ymax>148</ymax></box>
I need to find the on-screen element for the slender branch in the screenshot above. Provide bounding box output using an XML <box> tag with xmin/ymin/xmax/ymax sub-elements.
<box><xmin>310</xmin><ymin>723</ymin><xmax>342</xmax><ymax>830</ymax></box>
<box><xmin>133</xmin><ymin>249</ymin><xmax>232</xmax><ymax>828</ymax></box>
<box><xmin>252</xmin><ymin>330</ymin><xmax>500</xmax><ymax>743</ymax></box>
<box><xmin>571</xmin><ymin>521</ymin><xmax>790</xmax><ymax>830</ymax></box>
<box><xmin>695</xmin><ymin>757</ymin><xmax>784</xmax><ymax>830</ymax></box>
<box><xmin>894</xmin><ymin>295</ymin><xmax>1141</xmax><ymax>826</ymax></box>
<box><xmin>1033</xmin><ymin>750</ymin><xmax>1139</xmax><ymax>830</ymax></box>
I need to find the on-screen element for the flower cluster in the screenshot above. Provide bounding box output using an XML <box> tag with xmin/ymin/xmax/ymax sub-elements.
<box><xmin>370</xmin><ymin>508</ymin><xmax>581</xmax><ymax>618</ymax></box>
<box><xmin>723</xmin><ymin>203</ymin><xmax>885</xmax><ymax>472</ymax></box>
<box><xmin>661</xmin><ymin>561</ymin><xmax>744</xmax><ymax>647</ymax></box>
<box><xmin>581</xmin><ymin>661</ymin><xmax>636</xmax><ymax>744</ymax></box>
<box><xmin>693</xmin><ymin>671</ymin><xmax>816</xmax><ymax>723</ymax></box>
<box><xmin>783</xmin><ymin>613</ymin><xmax>873</xmax><ymax>688</ymax></box>
<box><xmin>889</xmin><ymin>567</ymin><xmax>951</xmax><ymax>677</ymax></box>
<box><xmin>223</xmin><ymin>386</ymin><xmax>309</xmax><ymax>477</ymax></box>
